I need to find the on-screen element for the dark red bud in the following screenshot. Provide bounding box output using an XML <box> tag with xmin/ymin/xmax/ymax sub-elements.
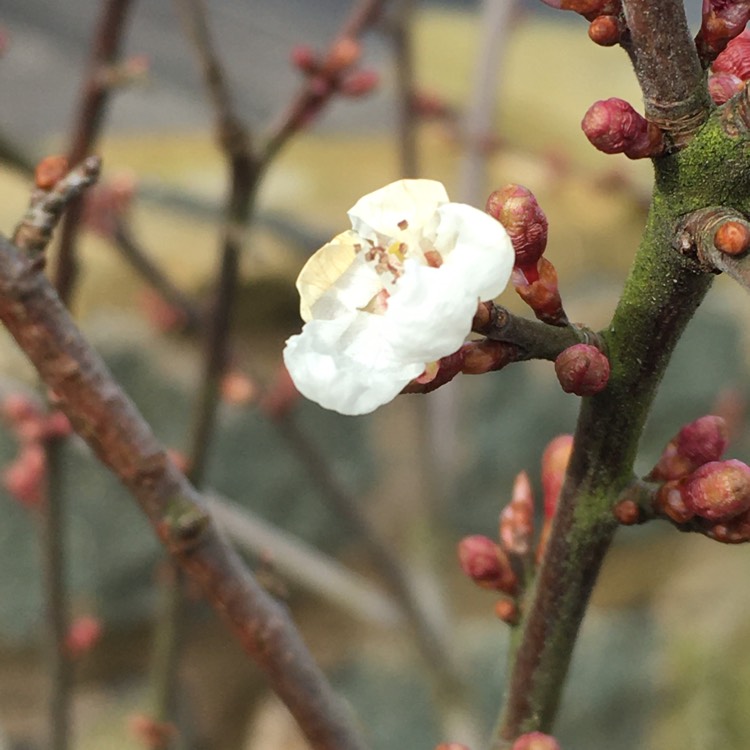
<box><xmin>713</xmin><ymin>29</ymin><xmax>750</xmax><ymax>79</ymax></box>
<box><xmin>485</xmin><ymin>184</ymin><xmax>548</xmax><ymax>270</ymax></box>
<box><xmin>613</xmin><ymin>498</ymin><xmax>641</xmax><ymax>525</ymax></box>
<box><xmin>554</xmin><ymin>343</ymin><xmax>610</xmax><ymax>396</ymax></box>
<box><xmin>581</xmin><ymin>98</ymin><xmax>665</xmax><ymax>159</ymax></box>
<box><xmin>708</xmin><ymin>72</ymin><xmax>745</xmax><ymax>103</ymax></box>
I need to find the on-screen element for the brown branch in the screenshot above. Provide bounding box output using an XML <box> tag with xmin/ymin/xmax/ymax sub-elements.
<box><xmin>620</xmin><ymin>0</ymin><xmax>711</xmax><ymax>147</ymax></box>
<box><xmin>54</xmin><ymin>0</ymin><xmax>137</xmax><ymax>305</ymax></box>
<box><xmin>0</xmin><ymin>231</ymin><xmax>368</xmax><ymax>750</ymax></box>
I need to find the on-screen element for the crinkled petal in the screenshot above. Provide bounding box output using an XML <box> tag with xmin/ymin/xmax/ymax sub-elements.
<box><xmin>297</xmin><ymin>231</ymin><xmax>377</xmax><ymax>322</ymax></box>
<box><xmin>383</xmin><ymin>259</ymin><xmax>477</xmax><ymax>363</ymax></box>
<box><xmin>433</xmin><ymin>203</ymin><xmax>514</xmax><ymax>301</ymax></box>
<box><xmin>348</xmin><ymin>179</ymin><xmax>448</xmax><ymax>246</ymax></box>
<box><xmin>283</xmin><ymin>313</ymin><xmax>423</xmax><ymax>416</ymax></box>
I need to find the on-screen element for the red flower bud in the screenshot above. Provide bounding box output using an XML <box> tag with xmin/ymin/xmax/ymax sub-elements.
<box><xmin>696</xmin><ymin>2</ymin><xmax>750</xmax><ymax>63</ymax></box>
<box><xmin>554</xmin><ymin>343</ymin><xmax>610</xmax><ymax>396</ymax></box>
<box><xmin>649</xmin><ymin>415</ymin><xmax>728</xmax><ymax>481</ymax></box>
<box><xmin>3</xmin><ymin>443</ymin><xmax>46</xmax><ymax>509</ymax></box>
<box><xmin>581</xmin><ymin>98</ymin><xmax>665</xmax><ymax>159</ymax></box>
<box><xmin>65</xmin><ymin>615</ymin><xmax>103</xmax><ymax>658</ymax></box>
<box><xmin>512</xmin><ymin>258</ymin><xmax>567</xmax><ymax>326</ymax></box>
<box><xmin>713</xmin><ymin>29</ymin><xmax>750</xmax><ymax>79</ymax></box>
<box><xmin>1</xmin><ymin>393</ymin><xmax>41</xmax><ymax>426</ymax></box>
<box><xmin>709</xmin><ymin>72</ymin><xmax>746</xmax><ymax>103</ymax></box>
<box><xmin>457</xmin><ymin>535</ymin><xmax>517</xmax><ymax>594</ymax></box>
<box><xmin>682</xmin><ymin>459</ymin><xmax>750</xmax><ymax>522</ymax></box>
<box><xmin>613</xmin><ymin>498</ymin><xmax>641</xmax><ymax>525</ymax></box>
<box><xmin>485</xmin><ymin>185</ymin><xmax>548</xmax><ymax>273</ymax></box>
<box><xmin>511</xmin><ymin>733</ymin><xmax>562</xmax><ymax>750</ymax></box>
<box><xmin>500</xmin><ymin>471</ymin><xmax>535</xmax><ymax>557</ymax></box>
<box><xmin>541</xmin><ymin>435</ymin><xmax>574</xmax><ymax>520</ymax></box>
<box><xmin>588</xmin><ymin>15</ymin><xmax>621</xmax><ymax>46</ymax></box>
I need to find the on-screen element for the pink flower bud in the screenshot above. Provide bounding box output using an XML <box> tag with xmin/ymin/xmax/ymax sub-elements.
<box><xmin>554</xmin><ymin>343</ymin><xmax>610</xmax><ymax>396</ymax></box>
<box><xmin>581</xmin><ymin>98</ymin><xmax>665</xmax><ymax>159</ymax></box>
<box><xmin>291</xmin><ymin>44</ymin><xmax>319</xmax><ymax>74</ymax></box>
<box><xmin>682</xmin><ymin>459</ymin><xmax>750</xmax><ymax>522</ymax></box>
<box><xmin>457</xmin><ymin>535</ymin><xmax>517</xmax><ymax>594</ymax></box>
<box><xmin>485</xmin><ymin>185</ymin><xmax>548</xmax><ymax>274</ymax></box>
<box><xmin>500</xmin><ymin>471</ymin><xmax>535</xmax><ymax>556</ymax></box>
<box><xmin>649</xmin><ymin>415</ymin><xmax>728</xmax><ymax>481</ymax></box>
<box><xmin>713</xmin><ymin>29</ymin><xmax>750</xmax><ymax>79</ymax></box>
<box><xmin>322</xmin><ymin>37</ymin><xmax>361</xmax><ymax>75</ymax></box>
<box><xmin>512</xmin><ymin>258</ymin><xmax>567</xmax><ymax>326</ymax></box>
<box><xmin>65</xmin><ymin>615</ymin><xmax>103</xmax><ymax>658</ymax></box>
<box><xmin>43</xmin><ymin>411</ymin><xmax>73</xmax><ymax>439</ymax></box>
<box><xmin>511</xmin><ymin>732</ymin><xmax>562</xmax><ymax>750</ymax></box>
<box><xmin>340</xmin><ymin>69</ymin><xmax>380</xmax><ymax>97</ymax></box>
<box><xmin>541</xmin><ymin>435</ymin><xmax>574</xmax><ymax>520</ymax></box>
<box><xmin>3</xmin><ymin>443</ymin><xmax>46</xmax><ymax>509</ymax></box>
<box><xmin>708</xmin><ymin>72</ymin><xmax>745</xmax><ymax>103</ymax></box>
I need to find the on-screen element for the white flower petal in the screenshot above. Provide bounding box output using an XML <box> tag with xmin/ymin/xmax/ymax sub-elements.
<box><xmin>433</xmin><ymin>203</ymin><xmax>514</xmax><ymax>301</ymax></box>
<box><xmin>283</xmin><ymin>313</ymin><xmax>423</xmax><ymax>416</ymax></box>
<box><xmin>348</xmin><ymin>179</ymin><xmax>448</xmax><ymax>246</ymax></box>
<box><xmin>384</xmin><ymin>260</ymin><xmax>477</xmax><ymax>363</ymax></box>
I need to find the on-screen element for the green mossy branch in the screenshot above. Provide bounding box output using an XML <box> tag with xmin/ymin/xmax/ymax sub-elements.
<box><xmin>493</xmin><ymin>52</ymin><xmax>750</xmax><ymax>750</ymax></box>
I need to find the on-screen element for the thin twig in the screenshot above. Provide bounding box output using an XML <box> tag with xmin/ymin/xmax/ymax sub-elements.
<box><xmin>207</xmin><ymin>493</ymin><xmax>404</xmax><ymax>627</ymax></box>
<box><xmin>390</xmin><ymin>0</ymin><xmax>418</xmax><ymax>178</ymax></box>
<box><xmin>54</xmin><ymin>0</ymin><xmax>137</xmax><ymax>305</ymax></box>
<box><xmin>0</xmin><ymin>230</ymin><xmax>369</xmax><ymax>750</ymax></box>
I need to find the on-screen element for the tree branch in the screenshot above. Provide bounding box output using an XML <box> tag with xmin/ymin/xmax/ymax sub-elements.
<box><xmin>0</xmin><ymin>232</ymin><xmax>367</xmax><ymax>750</ymax></box>
<box><xmin>620</xmin><ymin>0</ymin><xmax>712</xmax><ymax>146</ymax></box>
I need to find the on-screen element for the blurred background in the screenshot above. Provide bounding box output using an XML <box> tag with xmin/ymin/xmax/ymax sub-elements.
<box><xmin>1</xmin><ymin>1</ymin><xmax>750</xmax><ymax>749</ymax></box>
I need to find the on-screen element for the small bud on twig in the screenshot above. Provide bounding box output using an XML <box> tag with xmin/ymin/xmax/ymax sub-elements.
<box><xmin>457</xmin><ymin>535</ymin><xmax>518</xmax><ymax>595</ymax></box>
<box><xmin>682</xmin><ymin>459</ymin><xmax>750</xmax><ymax>522</ymax></box>
<box><xmin>500</xmin><ymin>471</ymin><xmax>535</xmax><ymax>557</ymax></box>
<box><xmin>588</xmin><ymin>15</ymin><xmax>621</xmax><ymax>46</ymax></box>
<box><xmin>554</xmin><ymin>343</ymin><xmax>610</xmax><ymax>396</ymax></box>
<box><xmin>696</xmin><ymin>1</ymin><xmax>750</xmax><ymax>65</ymax></box>
<box><xmin>494</xmin><ymin>598</ymin><xmax>520</xmax><ymax>626</ymax></box>
<box><xmin>581</xmin><ymin>98</ymin><xmax>667</xmax><ymax>159</ymax></box>
<box><xmin>708</xmin><ymin>72</ymin><xmax>745</xmax><ymax>104</ymax></box>
<box><xmin>485</xmin><ymin>185</ymin><xmax>549</xmax><ymax>278</ymax></box>
<box><xmin>541</xmin><ymin>435</ymin><xmax>574</xmax><ymax>520</ymax></box>
<box><xmin>512</xmin><ymin>258</ymin><xmax>568</xmax><ymax>326</ymax></box>
<box><xmin>714</xmin><ymin>219</ymin><xmax>750</xmax><ymax>256</ymax></box>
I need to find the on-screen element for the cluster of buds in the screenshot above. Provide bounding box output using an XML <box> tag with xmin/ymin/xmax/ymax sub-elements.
<box><xmin>540</xmin><ymin>0</ymin><xmax>623</xmax><ymax>47</ymax></box>
<box><xmin>709</xmin><ymin>28</ymin><xmax>750</xmax><ymax>104</ymax></box>
<box><xmin>485</xmin><ymin>185</ymin><xmax>567</xmax><ymax>326</ymax></box>
<box><xmin>696</xmin><ymin>0</ymin><xmax>750</xmax><ymax>66</ymax></box>
<box><xmin>457</xmin><ymin>434</ymin><xmax>574</xmax><ymax>625</ymax></box>
<box><xmin>581</xmin><ymin>98</ymin><xmax>667</xmax><ymax>159</ymax></box>
<box><xmin>554</xmin><ymin>343</ymin><xmax>610</xmax><ymax>397</ymax></box>
<box><xmin>616</xmin><ymin>416</ymin><xmax>750</xmax><ymax>543</ymax></box>
<box><xmin>1</xmin><ymin>393</ymin><xmax>72</xmax><ymax>509</ymax></box>
<box><xmin>291</xmin><ymin>36</ymin><xmax>379</xmax><ymax>120</ymax></box>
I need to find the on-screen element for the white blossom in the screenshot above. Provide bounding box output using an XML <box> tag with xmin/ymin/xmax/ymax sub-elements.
<box><xmin>283</xmin><ymin>179</ymin><xmax>514</xmax><ymax>415</ymax></box>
